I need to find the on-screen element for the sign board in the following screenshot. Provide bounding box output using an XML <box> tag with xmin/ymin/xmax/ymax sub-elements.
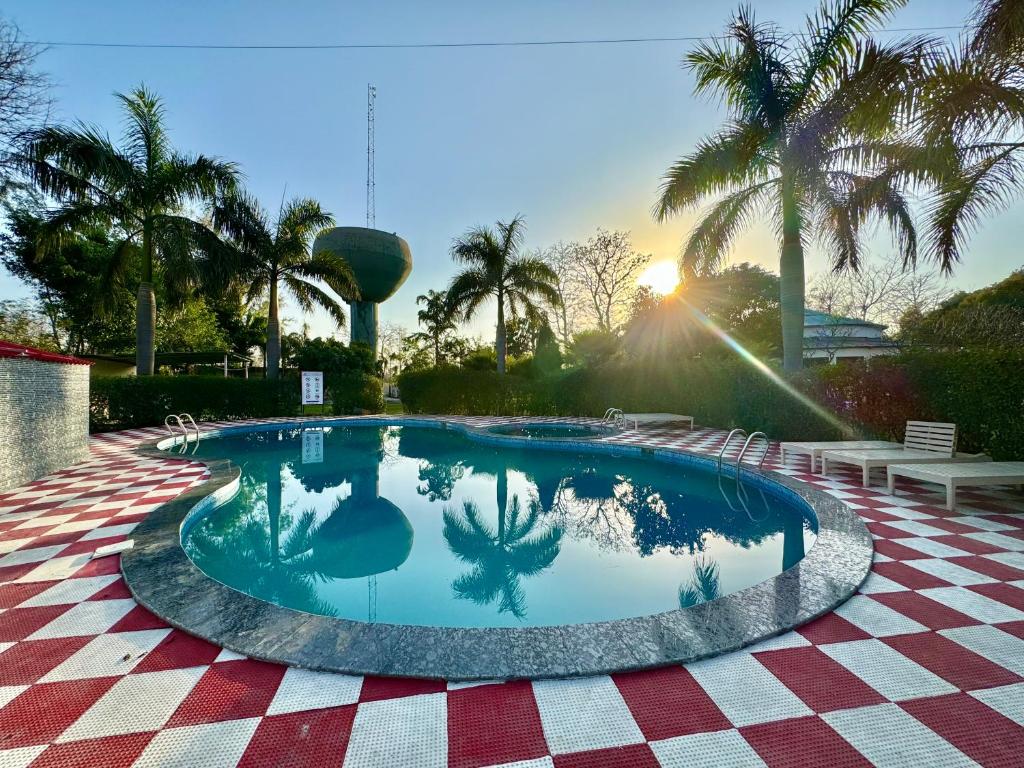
<box><xmin>302</xmin><ymin>429</ymin><xmax>324</xmax><ymax>464</ymax></box>
<box><xmin>301</xmin><ymin>371</ymin><xmax>324</xmax><ymax>405</ymax></box>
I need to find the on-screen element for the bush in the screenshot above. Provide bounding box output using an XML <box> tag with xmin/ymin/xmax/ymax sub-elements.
<box><xmin>90</xmin><ymin>371</ymin><xmax>384</xmax><ymax>432</ymax></box>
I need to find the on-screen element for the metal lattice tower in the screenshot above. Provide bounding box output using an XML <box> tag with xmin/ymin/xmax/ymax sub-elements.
<box><xmin>366</xmin><ymin>83</ymin><xmax>376</xmax><ymax>228</ymax></box>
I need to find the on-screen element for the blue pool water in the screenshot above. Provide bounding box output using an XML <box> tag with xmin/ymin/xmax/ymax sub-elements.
<box><xmin>181</xmin><ymin>424</ymin><xmax>816</xmax><ymax>628</ymax></box>
<box><xmin>485</xmin><ymin>423</ymin><xmax>614</xmax><ymax>439</ymax></box>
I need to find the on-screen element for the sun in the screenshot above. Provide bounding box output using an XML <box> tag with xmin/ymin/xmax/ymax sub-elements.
<box><xmin>637</xmin><ymin>260</ymin><xmax>680</xmax><ymax>296</ymax></box>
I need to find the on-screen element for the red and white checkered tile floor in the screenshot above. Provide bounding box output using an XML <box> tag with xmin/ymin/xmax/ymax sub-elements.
<box><xmin>1</xmin><ymin>418</ymin><xmax>1023</xmax><ymax>767</ymax></box>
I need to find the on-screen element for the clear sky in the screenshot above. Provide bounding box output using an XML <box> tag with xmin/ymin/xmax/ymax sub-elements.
<box><xmin>2</xmin><ymin>0</ymin><xmax>1019</xmax><ymax>341</ymax></box>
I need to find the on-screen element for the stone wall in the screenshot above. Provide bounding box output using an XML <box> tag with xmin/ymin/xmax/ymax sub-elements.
<box><xmin>0</xmin><ymin>356</ymin><xmax>91</xmax><ymax>492</ymax></box>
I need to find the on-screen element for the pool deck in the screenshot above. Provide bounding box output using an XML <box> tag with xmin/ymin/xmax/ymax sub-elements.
<box><xmin>0</xmin><ymin>417</ymin><xmax>1022</xmax><ymax>767</ymax></box>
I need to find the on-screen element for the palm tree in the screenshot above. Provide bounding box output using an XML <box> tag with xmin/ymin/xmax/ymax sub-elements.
<box><xmin>655</xmin><ymin>1</ymin><xmax>923</xmax><ymax>371</ymax></box>
<box><xmin>412</xmin><ymin>289</ymin><xmax>455</xmax><ymax>365</ymax></box>
<box><xmin>446</xmin><ymin>216</ymin><xmax>560</xmax><ymax>374</ymax></box>
<box><xmin>678</xmin><ymin>557</ymin><xmax>721</xmax><ymax>608</ymax></box>
<box><xmin>443</xmin><ymin>496</ymin><xmax>562</xmax><ymax>619</ymax></box>
<box><xmin>20</xmin><ymin>86</ymin><xmax>238</xmax><ymax>374</ymax></box>
<box><xmin>212</xmin><ymin>191</ymin><xmax>358</xmax><ymax>378</ymax></box>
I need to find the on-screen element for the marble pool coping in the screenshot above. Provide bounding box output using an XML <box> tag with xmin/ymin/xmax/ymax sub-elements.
<box><xmin>121</xmin><ymin>416</ymin><xmax>873</xmax><ymax>680</ymax></box>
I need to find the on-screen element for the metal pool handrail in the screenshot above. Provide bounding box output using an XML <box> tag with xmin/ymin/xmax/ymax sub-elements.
<box><xmin>718</xmin><ymin>428</ymin><xmax>747</xmax><ymax>471</ymax></box>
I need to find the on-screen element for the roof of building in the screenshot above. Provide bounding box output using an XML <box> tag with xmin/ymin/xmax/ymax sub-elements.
<box><xmin>82</xmin><ymin>351</ymin><xmax>253</xmax><ymax>366</ymax></box>
<box><xmin>803</xmin><ymin>336</ymin><xmax>901</xmax><ymax>350</ymax></box>
<box><xmin>804</xmin><ymin>309</ymin><xmax>887</xmax><ymax>330</ymax></box>
<box><xmin>0</xmin><ymin>340</ymin><xmax>93</xmax><ymax>366</ymax></box>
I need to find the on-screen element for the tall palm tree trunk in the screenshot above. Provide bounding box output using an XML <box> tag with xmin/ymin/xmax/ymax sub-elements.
<box><xmin>779</xmin><ymin>183</ymin><xmax>806</xmax><ymax>373</ymax></box>
<box><xmin>266</xmin><ymin>276</ymin><xmax>281</xmax><ymax>379</ymax></box>
<box><xmin>136</xmin><ymin>222</ymin><xmax>156</xmax><ymax>376</ymax></box>
<box><xmin>495</xmin><ymin>292</ymin><xmax>507</xmax><ymax>375</ymax></box>
<box><xmin>434</xmin><ymin>334</ymin><xmax>441</xmax><ymax>366</ymax></box>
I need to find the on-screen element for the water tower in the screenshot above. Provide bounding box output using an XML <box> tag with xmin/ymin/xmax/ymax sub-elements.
<box><xmin>312</xmin><ymin>227</ymin><xmax>411</xmax><ymax>353</ymax></box>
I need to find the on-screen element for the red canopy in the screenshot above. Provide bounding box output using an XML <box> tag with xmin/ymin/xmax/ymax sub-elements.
<box><xmin>0</xmin><ymin>340</ymin><xmax>93</xmax><ymax>366</ymax></box>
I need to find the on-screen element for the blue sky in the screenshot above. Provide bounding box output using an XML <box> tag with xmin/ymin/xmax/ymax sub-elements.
<box><xmin>3</xmin><ymin>0</ymin><xmax>1019</xmax><ymax>340</ymax></box>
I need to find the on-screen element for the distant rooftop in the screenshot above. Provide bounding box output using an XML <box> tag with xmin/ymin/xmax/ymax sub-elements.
<box><xmin>804</xmin><ymin>309</ymin><xmax>886</xmax><ymax>330</ymax></box>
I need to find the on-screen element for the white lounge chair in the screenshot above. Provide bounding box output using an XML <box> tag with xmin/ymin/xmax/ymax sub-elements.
<box><xmin>623</xmin><ymin>413</ymin><xmax>695</xmax><ymax>430</ymax></box>
<box><xmin>780</xmin><ymin>440</ymin><xmax>903</xmax><ymax>473</ymax></box>
<box><xmin>887</xmin><ymin>462</ymin><xmax>1024</xmax><ymax>510</ymax></box>
<box><xmin>820</xmin><ymin>421</ymin><xmax>989</xmax><ymax>487</ymax></box>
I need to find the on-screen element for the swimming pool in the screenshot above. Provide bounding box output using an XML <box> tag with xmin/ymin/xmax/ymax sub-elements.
<box><xmin>484</xmin><ymin>422</ymin><xmax>616</xmax><ymax>440</ymax></box>
<box><xmin>179</xmin><ymin>424</ymin><xmax>817</xmax><ymax>628</ymax></box>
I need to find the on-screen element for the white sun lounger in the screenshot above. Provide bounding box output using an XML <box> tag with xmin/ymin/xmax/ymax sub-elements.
<box><xmin>780</xmin><ymin>440</ymin><xmax>903</xmax><ymax>472</ymax></box>
<box><xmin>819</xmin><ymin>421</ymin><xmax>991</xmax><ymax>487</ymax></box>
<box><xmin>622</xmin><ymin>413</ymin><xmax>694</xmax><ymax>430</ymax></box>
<box><xmin>887</xmin><ymin>462</ymin><xmax>1024</xmax><ymax>510</ymax></box>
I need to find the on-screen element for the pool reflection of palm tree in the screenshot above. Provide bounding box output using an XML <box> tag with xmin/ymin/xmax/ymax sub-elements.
<box><xmin>677</xmin><ymin>557</ymin><xmax>721</xmax><ymax>609</ymax></box>
<box><xmin>443</xmin><ymin>495</ymin><xmax>562</xmax><ymax>619</ymax></box>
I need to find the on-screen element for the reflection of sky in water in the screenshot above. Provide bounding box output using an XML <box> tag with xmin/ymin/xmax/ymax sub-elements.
<box><xmin>183</xmin><ymin>426</ymin><xmax>816</xmax><ymax>628</ymax></box>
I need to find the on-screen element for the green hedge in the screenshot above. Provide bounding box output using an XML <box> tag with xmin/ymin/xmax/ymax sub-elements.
<box><xmin>399</xmin><ymin>351</ymin><xmax>1024</xmax><ymax>459</ymax></box>
<box><xmin>90</xmin><ymin>373</ymin><xmax>384</xmax><ymax>432</ymax></box>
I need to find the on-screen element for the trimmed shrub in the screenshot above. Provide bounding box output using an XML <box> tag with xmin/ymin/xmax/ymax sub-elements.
<box><xmin>90</xmin><ymin>372</ymin><xmax>383</xmax><ymax>432</ymax></box>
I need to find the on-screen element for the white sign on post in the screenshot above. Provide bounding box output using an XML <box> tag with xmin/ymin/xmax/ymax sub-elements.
<box><xmin>302</xmin><ymin>429</ymin><xmax>324</xmax><ymax>464</ymax></box>
<box><xmin>301</xmin><ymin>371</ymin><xmax>324</xmax><ymax>406</ymax></box>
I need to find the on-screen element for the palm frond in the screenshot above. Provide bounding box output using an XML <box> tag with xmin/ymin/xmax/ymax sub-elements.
<box><xmin>291</xmin><ymin>250</ymin><xmax>359</xmax><ymax>301</ymax></box>
<box><xmin>970</xmin><ymin>0</ymin><xmax>1024</xmax><ymax>58</ymax></box>
<box><xmin>116</xmin><ymin>85</ymin><xmax>168</xmax><ymax>170</ymax></box>
<box><xmin>682</xmin><ymin>180</ymin><xmax>777</xmax><ymax>277</ymax></box>
<box><xmin>445</xmin><ymin>267</ymin><xmax>493</xmax><ymax>322</ymax></box>
<box><xmin>282</xmin><ymin>274</ymin><xmax>348</xmax><ymax>327</ymax></box>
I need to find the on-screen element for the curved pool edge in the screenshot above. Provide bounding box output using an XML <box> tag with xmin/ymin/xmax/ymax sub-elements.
<box><xmin>122</xmin><ymin>415</ymin><xmax>874</xmax><ymax>680</ymax></box>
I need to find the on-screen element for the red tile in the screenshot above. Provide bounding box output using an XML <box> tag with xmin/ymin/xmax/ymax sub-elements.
<box><xmin>0</xmin><ymin>582</ymin><xmax>50</xmax><ymax>609</ymax></box>
<box><xmin>88</xmin><ymin>579</ymin><xmax>133</xmax><ymax>601</ymax></box>
<box><xmin>553</xmin><ymin>744</ymin><xmax>659</xmax><ymax>768</ymax></box>
<box><xmin>883</xmin><ymin>632</ymin><xmax>1022</xmax><ymax>691</ymax></box>
<box><xmin>0</xmin><ymin>636</ymin><xmax>91</xmax><ymax>685</ymax></box>
<box><xmin>0</xmin><ymin>677</ymin><xmax>118</xmax><ymax>747</ymax></box>
<box><xmin>29</xmin><ymin>530</ymin><xmax>95</xmax><ymax>549</ymax></box>
<box><xmin>866</xmin><ymin>522</ymin><xmax>912</xmax><ymax>539</ymax></box>
<box><xmin>982</xmin><ymin>515</ymin><xmax>1024</xmax><ymax>531</ymax></box>
<box><xmin>238</xmin><ymin>705</ymin><xmax>357</xmax><ymax>768</ymax></box>
<box><xmin>742</xmin><ymin>715</ymin><xmax>872</xmax><ymax>768</ymax></box>
<box><xmin>871</xmin><ymin>561</ymin><xmax>952</xmax><ymax>590</ymax></box>
<box><xmin>921</xmin><ymin>518</ymin><xmax>980</xmax><ymax>535</ymax></box>
<box><xmin>796</xmin><ymin>613</ymin><xmax>871</xmax><ymax>645</ymax></box>
<box><xmin>996</xmin><ymin>621</ymin><xmax>1024</xmax><ymax>640</ymax></box>
<box><xmin>754</xmin><ymin>647</ymin><xmax>886</xmax><ymax>713</ymax></box>
<box><xmin>29</xmin><ymin>732</ymin><xmax>155</xmax><ymax>768</ymax></box>
<box><xmin>133</xmin><ymin>629</ymin><xmax>222</xmax><ymax>674</ymax></box>
<box><xmin>60</xmin><ymin>536</ymin><xmax>128</xmax><ymax>558</ymax></box>
<box><xmin>70</xmin><ymin>555</ymin><xmax>121</xmax><ymax>578</ymax></box>
<box><xmin>166</xmin><ymin>659</ymin><xmax>286</xmax><ymax>726</ymax></box>
<box><xmin>448</xmin><ymin>681</ymin><xmax>548</xmax><ymax>768</ymax></box>
<box><xmin>108</xmin><ymin>606</ymin><xmax>168</xmax><ymax>633</ymax></box>
<box><xmin>869</xmin><ymin>592</ymin><xmax>981</xmax><ymax>631</ymax></box>
<box><xmin>0</xmin><ymin>562</ymin><xmax>43</xmax><ymax>583</ymax></box>
<box><xmin>613</xmin><ymin>666</ymin><xmax>731</xmax><ymax>740</ymax></box>
<box><xmin>968</xmin><ymin>582</ymin><xmax>1024</xmax><ymax>612</ymax></box>
<box><xmin>872</xmin><ymin>539</ymin><xmax>931</xmax><ymax>561</ymax></box>
<box><xmin>0</xmin><ymin>605</ymin><xmax>71</xmax><ymax>642</ymax></box>
<box><xmin>902</xmin><ymin>692</ymin><xmax>1024</xmax><ymax>768</ymax></box>
<box><xmin>358</xmin><ymin>675</ymin><xmax>446</xmax><ymax>702</ymax></box>
<box><xmin>946</xmin><ymin>555</ymin><xmax>1024</xmax><ymax>582</ymax></box>
<box><xmin>932</xmin><ymin>534</ymin><xmax>1004</xmax><ymax>555</ymax></box>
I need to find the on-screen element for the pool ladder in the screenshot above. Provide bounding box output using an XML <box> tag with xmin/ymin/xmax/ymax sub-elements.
<box><xmin>603</xmin><ymin>408</ymin><xmax>626</xmax><ymax>429</ymax></box>
<box><xmin>165</xmin><ymin>413</ymin><xmax>201</xmax><ymax>454</ymax></box>
<box><xmin>717</xmin><ymin>428</ymin><xmax>772</xmax><ymax>521</ymax></box>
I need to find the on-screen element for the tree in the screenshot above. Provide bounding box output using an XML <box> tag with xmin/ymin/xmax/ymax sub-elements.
<box><xmin>411</xmin><ymin>289</ymin><xmax>455</xmax><ymax>365</ymax></box>
<box><xmin>212</xmin><ymin>191</ymin><xmax>357</xmax><ymax>378</ymax></box>
<box><xmin>0</xmin><ymin>19</ymin><xmax>49</xmax><ymax>194</ymax></box>
<box><xmin>0</xmin><ymin>298</ymin><xmax>54</xmax><ymax>350</ymax></box>
<box><xmin>445</xmin><ymin>216</ymin><xmax>560</xmax><ymax>374</ymax></box>
<box><xmin>20</xmin><ymin>86</ymin><xmax>238</xmax><ymax>374</ymax></box>
<box><xmin>655</xmin><ymin>1</ymin><xmax>923</xmax><ymax>371</ymax></box>
<box><xmin>569</xmin><ymin>230</ymin><xmax>650</xmax><ymax>330</ymax></box>
<box><xmin>538</xmin><ymin>242</ymin><xmax>583</xmax><ymax>349</ymax></box>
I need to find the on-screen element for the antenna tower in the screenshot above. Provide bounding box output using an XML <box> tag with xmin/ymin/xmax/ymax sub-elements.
<box><xmin>366</xmin><ymin>83</ymin><xmax>376</xmax><ymax>228</ymax></box>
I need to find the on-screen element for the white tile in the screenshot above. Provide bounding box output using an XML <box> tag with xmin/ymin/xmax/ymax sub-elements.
<box><xmin>858</xmin><ymin>573</ymin><xmax>908</xmax><ymax>594</ymax></box>
<box><xmin>132</xmin><ymin>717</ymin><xmax>260</xmax><ymax>768</ymax></box>
<box><xmin>343</xmin><ymin>692</ymin><xmax>447</xmax><ymax>768</ymax></box>
<box><xmin>875</xmin><ymin>506</ymin><xmax>934</xmax><ymax>520</ymax></box>
<box><xmin>0</xmin><ymin>544</ymin><xmax>67</xmax><ymax>568</ymax></box>
<box><xmin>822</xmin><ymin>703</ymin><xmax>978</xmax><ymax>768</ymax></box>
<box><xmin>213</xmin><ymin>648</ymin><xmax>245</xmax><ymax>663</ymax></box>
<box><xmin>39</xmin><ymin>629</ymin><xmax>171</xmax><ymax>682</ymax></box>
<box><xmin>919</xmin><ymin>586</ymin><xmax>1024</xmax><ymax>624</ymax></box>
<box><xmin>0</xmin><ymin>685</ymin><xmax>27</xmax><ymax>710</ymax></box>
<box><xmin>532</xmin><ymin>676</ymin><xmax>644</xmax><ymax>754</ymax></box>
<box><xmin>13</xmin><ymin>513</ymin><xmax>77</xmax><ymax>530</ymax></box>
<box><xmin>883</xmin><ymin>520</ymin><xmax>950</xmax><ymax>537</ymax></box>
<box><xmin>58</xmin><ymin>666</ymin><xmax>207</xmax><ymax>741</ymax></box>
<box><xmin>904</xmin><ymin>559</ymin><xmax>997</xmax><ymax>586</ymax></box>
<box><xmin>0</xmin><ymin>641</ymin><xmax>11</xmax><ymax>655</ymax></box>
<box><xmin>46</xmin><ymin>519</ymin><xmax>103</xmax><ymax>536</ymax></box>
<box><xmin>80</xmin><ymin>523</ymin><xmax>137</xmax><ymax>541</ymax></box>
<box><xmin>17</xmin><ymin>575</ymin><xmax>120</xmax><ymax>607</ymax></box>
<box><xmin>983</xmin><ymin>552</ymin><xmax>1024</xmax><ymax>571</ymax></box>
<box><xmin>894</xmin><ymin>538</ymin><xmax>971</xmax><ymax>559</ymax></box>
<box><xmin>941</xmin><ymin>625</ymin><xmax>1024</xmax><ymax>676</ymax></box>
<box><xmin>955</xmin><ymin>516</ymin><xmax>1017</xmax><ymax>533</ymax></box>
<box><xmin>649</xmin><ymin>728</ymin><xmax>768</xmax><ymax>768</ymax></box>
<box><xmin>833</xmin><ymin>595</ymin><xmax>928</xmax><ymax>637</ymax></box>
<box><xmin>482</xmin><ymin>759</ymin><xmax>554</xmax><ymax>768</ymax></box>
<box><xmin>26</xmin><ymin>599</ymin><xmax>136</xmax><ymax>639</ymax></box>
<box><xmin>0</xmin><ymin>745</ymin><xmax>47</xmax><ymax>768</ymax></box>
<box><xmin>820</xmin><ymin>639</ymin><xmax>958</xmax><ymax>701</ymax></box>
<box><xmin>266</xmin><ymin>668</ymin><xmax>362</xmax><ymax>715</ymax></box>
<box><xmin>970</xmin><ymin>682</ymin><xmax>1024</xmax><ymax>727</ymax></box>
<box><xmin>13</xmin><ymin>554</ymin><xmax>90</xmax><ymax>583</ymax></box>
<box><xmin>744</xmin><ymin>631</ymin><xmax>811</xmax><ymax>654</ymax></box>
<box><xmin>0</xmin><ymin>538</ymin><xmax>33</xmax><ymax>555</ymax></box>
<box><xmin>447</xmin><ymin>679</ymin><xmax>504</xmax><ymax>691</ymax></box>
<box><xmin>685</xmin><ymin>654</ymin><xmax>811</xmax><ymax>727</ymax></box>
<box><xmin>964</xmin><ymin>531</ymin><xmax>1024</xmax><ymax>551</ymax></box>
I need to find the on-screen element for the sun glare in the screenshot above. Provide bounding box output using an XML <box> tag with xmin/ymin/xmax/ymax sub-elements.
<box><xmin>638</xmin><ymin>260</ymin><xmax>680</xmax><ymax>296</ymax></box>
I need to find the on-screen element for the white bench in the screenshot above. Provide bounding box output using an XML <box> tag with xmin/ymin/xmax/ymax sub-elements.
<box><xmin>622</xmin><ymin>413</ymin><xmax>695</xmax><ymax>431</ymax></box>
<box><xmin>887</xmin><ymin>462</ymin><xmax>1024</xmax><ymax>510</ymax></box>
<box><xmin>780</xmin><ymin>440</ymin><xmax>903</xmax><ymax>473</ymax></box>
